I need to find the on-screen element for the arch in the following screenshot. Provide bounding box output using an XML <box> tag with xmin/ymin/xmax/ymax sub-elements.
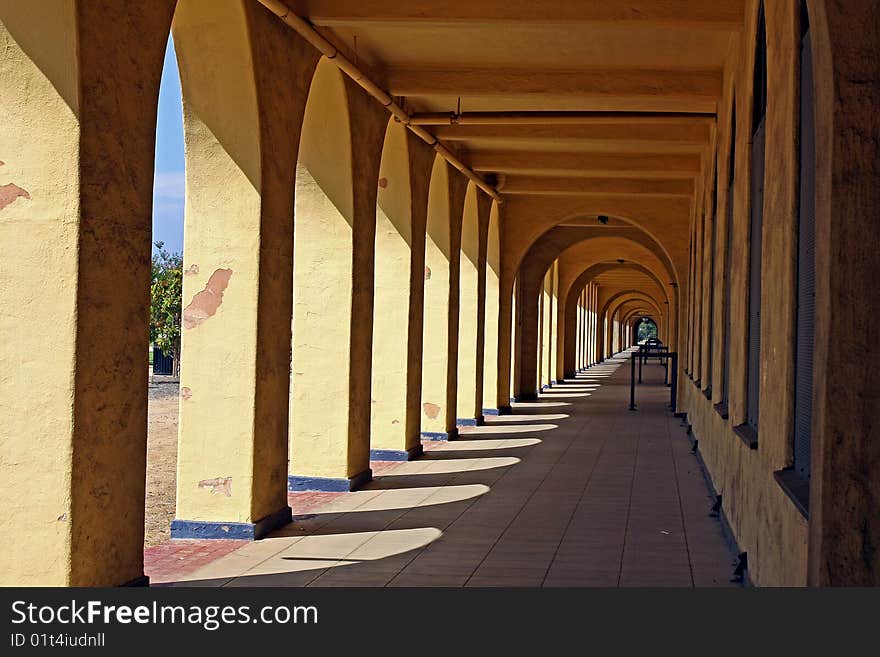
<box><xmin>288</xmin><ymin>54</ymin><xmax>389</xmax><ymax>491</ymax></box>
<box><xmin>170</xmin><ymin>2</ymin><xmax>326</xmax><ymax>542</ymax></box>
<box><xmin>370</xmin><ymin>119</ymin><xmax>419</xmax><ymax>460</ymax></box>
<box><xmin>290</xmin><ymin>58</ymin><xmax>356</xmax><ymax>485</ymax></box>
<box><xmin>456</xmin><ymin>182</ymin><xmax>482</xmax><ymax>424</ymax></box>
<box><xmin>614</xmin><ymin>301</ymin><xmax>659</xmax><ymax>353</ymax></box>
<box><xmin>482</xmin><ymin>201</ymin><xmax>501</xmax><ymax>412</ymax></box>
<box><xmin>502</xmin><ymin>201</ymin><xmax>688</xmax><ymax>302</ymax></box>
<box><xmin>561</xmin><ymin>261</ymin><xmax>672</xmax><ymax>376</ymax></box>
<box><xmin>634</xmin><ymin>317</ymin><xmax>660</xmax><ymax>343</ymax></box>
<box><xmin>605</xmin><ymin>290</ymin><xmax>665</xmax><ymax>358</ymax></box>
<box><xmin>538</xmin><ymin>260</ymin><xmax>559</xmax><ymax>388</ymax></box>
<box><xmin>421</xmin><ymin>156</ymin><xmax>468</xmax><ymax>439</ymax></box>
<box><xmin>556</xmin><ymin>235</ymin><xmax>672</xmax><ymax>305</ymax></box>
<box><xmin>601</xmin><ymin>289</ymin><xmax>664</xmax><ymax>324</ymax></box>
<box><xmin>512</xmin><ymin>224</ymin><xmax>675</xmax><ymax>398</ymax></box>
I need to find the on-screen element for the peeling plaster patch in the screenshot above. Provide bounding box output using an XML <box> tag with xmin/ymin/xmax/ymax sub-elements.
<box><xmin>424</xmin><ymin>266</ymin><xmax>432</xmax><ymax>280</ymax></box>
<box><xmin>423</xmin><ymin>402</ymin><xmax>440</xmax><ymax>419</ymax></box>
<box><xmin>57</xmin><ymin>513</ymin><xmax>67</xmax><ymax>522</ymax></box>
<box><xmin>184</xmin><ymin>264</ymin><xmax>200</xmax><ymax>276</ymax></box>
<box><xmin>0</xmin><ymin>160</ymin><xmax>5</xmax><ymax>166</ymax></box>
<box><xmin>378</xmin><ymin>177</ymin><xmax>388</xmax><ymax>189</ymax></box>
<box><xmin>183</xmin><ymin>269</ymin><xmax>232</xmax><ymax>329</ymax></box>
<box><xmin>198</xmin><ymin>477</ymin><xmax>232</xmax><ymax>497</ymax></box>
<box><xmin>0</xmin><ymin>183</ymin><xmax>30</xmax><ymax>211</ymax></box>
<box><xmin>180</xmin><ymin>387</ymin><xmax>192</xmax><ymax>401</ymax></box>
<box><xmin>392</xmin><ymin>419</ymin><xmax>400</xmax><ymax>424</ymax></box>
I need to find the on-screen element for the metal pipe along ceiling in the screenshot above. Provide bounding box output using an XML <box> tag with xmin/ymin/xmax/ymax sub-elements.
<box><xmin>256</xmin><ymin>0</ymin><xmax>502</xmax><ymax>201</ymax></box>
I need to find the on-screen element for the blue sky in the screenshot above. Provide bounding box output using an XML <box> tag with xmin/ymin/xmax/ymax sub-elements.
<box><xmin>152</xmin><ymin>37</ymin><xmax>185</xmax><ymax>254</ymax></box>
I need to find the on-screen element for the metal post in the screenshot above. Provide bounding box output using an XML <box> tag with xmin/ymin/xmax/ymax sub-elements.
<box><xmin>629</xmin><ymin>353</ymin><xmax>637</xmax><ymax>410</ymax></box>
<box><xmin>669</xmin><ymin>352</ymin><xmax>678</xmax><ymax>411</ymax></box>
<box><xmin>638</xmin><ymin>350</ymin><xmax>643</xmax><ymax>384</ymax></box>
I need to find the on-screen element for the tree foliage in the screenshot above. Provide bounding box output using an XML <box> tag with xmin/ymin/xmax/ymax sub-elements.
<box><xmin>637</xmin><ymin>319</ymin><xmax>658</xmax><ymax>342</ymax></box>
<box><xmin>150</xmin><ymin>241</ymin><xmax>183</xmax><ymax>364</ymax></box>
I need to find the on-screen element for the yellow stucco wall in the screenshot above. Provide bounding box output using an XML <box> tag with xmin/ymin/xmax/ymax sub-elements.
<box><xmin>371</xmin><ymin>121</ymin><xmax>413</xmax><ymax>452</ymax></box>
<box><xmin>290</xmin><ymin>59</ymin><xmax>357</xmax><ymax>480</ymax></box>
<box><xmin>2</xmin><ymin>0</ymin><xmax>175</xmax><ymax>585</ymax></box>
<box><xmin>482</xmin><ymin>202</ymin><xmax>501</xmax><ymax>410</ymax></box>
<box><xmin>0</xmin><ymin>2</ymin><xmax>80</xmax><ymax>586</ymax></box>
<box><xmin>680</xmin><ymin>0</ymin><xmax>810</xmax><ymax>586</ymax></box>
<box><xmin>422</xmin><ymin>157</ymin><xmax>453</xmax><ymax>434</ymax></box>
<box><xmin>456</xmin><ymin>184</ymin><xmax>480</xmax><ymax>421</ymax></box>
<box><xmin>175</xmin><ymin>0</ymin><xmax>265</xmax><ymax>523</ymax></box>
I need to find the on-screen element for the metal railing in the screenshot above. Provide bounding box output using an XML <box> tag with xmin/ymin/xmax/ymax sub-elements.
<box><xmin>629</xmin><ymin>349</ymin><xmax>678</xmax><ymax>412</ymax></box>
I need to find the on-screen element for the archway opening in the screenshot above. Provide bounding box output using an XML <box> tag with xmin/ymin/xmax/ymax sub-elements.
<box><xmin>636</xmin><ymin>318</ymin><xmax>659</xmax><ymax>343</ymax></box>
<box><xmin>146</xmin><ymin>34</ymin><xmax>184</xmax><ymax>552</ymax></box>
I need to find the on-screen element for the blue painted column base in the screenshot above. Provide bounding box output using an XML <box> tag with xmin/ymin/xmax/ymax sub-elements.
<box><xmin>370</xmin><ymin>445</ymin><xmax>424</xmax><ymax>461</ymax></box>
<box><xmin>170</xmin><ymin>505</ymin><xmax>293</xmax><ymax>540</ymax></box>
<box><xmin>288</xmin><ymin>468</ymin><xmax>373</xmax><ymax>493</ymax></box>
<box><xmin>456</xmin><ymin>417</ymin><xmax>478</xmax><ymax>427</ymax></box>
<box><xmin>421</xmin><ymin>430</ymin><xmax>452</xmax><ymax>441</ymax></box>
<box><xmin>482</xmin><ymin>407</ymin><xmax>500</xmax><ymax>416</ymax></box>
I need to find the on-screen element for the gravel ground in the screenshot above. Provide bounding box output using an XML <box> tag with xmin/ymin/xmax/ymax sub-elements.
<box><xmin>146</xmin><ymin>381</ymin><xmax>179</xmax><ymax>547</ymax></box>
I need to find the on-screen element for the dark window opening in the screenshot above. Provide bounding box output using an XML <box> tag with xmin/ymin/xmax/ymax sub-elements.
<box><xmin>779</xmin><ymin>1</ymin><xmax>815</xmax><ymax>517</ymax></box>
<box><xmin>744</xmin><ymin>3</ymin><xmax>767</xmax><ymax>434</ymax></box>
<box><xmin>705</xmin><ymin>162</ymin><xmax>719</xmax><ymax>396</ymax></box>
<box><xmin>718</xmin><ymin>100</ymin><xmax>736</xmax><ymax>418</ymax></box>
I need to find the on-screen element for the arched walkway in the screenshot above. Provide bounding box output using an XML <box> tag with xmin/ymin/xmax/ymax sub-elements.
<box><xmin>152</xmin><ymin>350</ymin><xmax>738</xmax><ymax>587</ymax></box>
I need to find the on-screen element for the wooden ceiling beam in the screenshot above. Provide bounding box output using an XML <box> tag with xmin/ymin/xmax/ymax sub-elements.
<box><xmin>470</xmin><ymin>150</ymin><xmax>702</xmax><ymax>177</ymax></box>
<box><xmin>499</xmin><ymin>176</ymin><xmax>694</xmax><ymax>196</ymax></box>
<box><xmin>387</xmin><ymin>67</ymin><xmax>722</xmax><ymax>99</ymax></box>
<box><xmin>435</xmin><ymin>123</ymin><xmax>710</xmax><ymax>141</ymax></box>
<box><xmin>289</xmin><ymin>1</ymin><xmax>745</xmax><ymax>28</ymax></box>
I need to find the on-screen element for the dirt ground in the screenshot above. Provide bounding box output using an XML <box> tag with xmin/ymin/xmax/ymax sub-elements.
<box><xmin>146</xmin><ymin>380</ymin><xmax>179</xmax><ymax>547</ymax></box>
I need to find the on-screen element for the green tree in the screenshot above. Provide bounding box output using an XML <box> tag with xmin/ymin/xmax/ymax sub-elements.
<box><xmin>637</xmin><ymin>319</ymin><xmax>658</xmax><ymax>342</ymax></box>
<box><xmin>150</xmin><ymin>241</ymin><xmax>183</xmax><ymax>377</ymax></box>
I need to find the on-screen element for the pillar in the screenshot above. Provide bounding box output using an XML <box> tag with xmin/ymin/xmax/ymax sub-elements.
<box><xmin>369</xmin><ymin>121</ymin><xmax>432</xmax><ymax>462</ymax></box>
<box><xmin>540</xmin><ymin>269</ymin><xmax>553</xmax><ymax>388</ymax></box>
<box><xmin>173</xmin><ymin>0</ymin><xmax>318</xmax><ymax>535</ymax></box>
<box><xmin>456</xmin><ymin>183</ymin><xmax>481</xmax><ymax>426</ymax></box>
<box><xmin>288</xmin><ymin>59</ymin><xmax>388</xmax><ymax>491</ymax></box>
<box><xmin>482</xmin><ymin>202</ymin><xmax>501</xmax><ymax>415</ymax></box>
<box><xmin>550</xmin><ymin>263</ymin><xmax>559</xmax><ymax>383</ymax></box>
<box><xmin>0</xmin><ymin>0</ymin><xmax>174</xmax><ymax>585</ymax></box>
<box><xmin>421</xmin><ymin>157</ymin><xmax>467</xmax><ymax>439</ymax></box>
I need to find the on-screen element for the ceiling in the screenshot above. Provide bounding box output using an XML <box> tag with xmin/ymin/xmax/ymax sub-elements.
<box><xmin>289</xmin><ymin>0</ymin><xmax>740</xmax><ymax>203</ymax></box>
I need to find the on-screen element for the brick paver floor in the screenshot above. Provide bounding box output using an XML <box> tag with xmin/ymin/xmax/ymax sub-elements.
<box><xmin>154</xmin><ymin>350</ymin><xmax>739</xmax><ymax>587</ymax></box>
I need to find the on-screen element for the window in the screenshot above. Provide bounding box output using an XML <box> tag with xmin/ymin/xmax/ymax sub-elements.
<box><xmin>778</xmin><ymin>1</ymin><xmax>816</xmax><ymax>517</ymax></box>
<box><xmin>705</xmin><ymin>164</ymin><xmax>719</xmax><ymax>397</ymax></box>
<box><xmin>717</xmin><ymin>101</ymin><xmax>736</xmax><ymax>419</ymax></box>
<box><xmin>740</xmin><ymin>3</ymin><xmax>768</xmax><ymax>444</ymax></box>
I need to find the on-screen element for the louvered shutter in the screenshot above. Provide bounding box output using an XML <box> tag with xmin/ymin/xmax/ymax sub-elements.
<box><xmin>794</xmin><ymin>26</ymin><xmax>815</xmax><ymax>479</ymax></box>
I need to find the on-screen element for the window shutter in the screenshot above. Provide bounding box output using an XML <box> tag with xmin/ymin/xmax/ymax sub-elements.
<box><xmin>794</xmin><ymin>26</ymin><xmax>815</xmax><ymax>479</ymax></box>
<box><xmin>747</xmin><ymin>118</ymin><xmax>765</xmax><ymax>431</ymax></box>
<box><xmin>746</xmin><ymin>6</ymin><xmax>768</xmax><ymax>432</ymax></box>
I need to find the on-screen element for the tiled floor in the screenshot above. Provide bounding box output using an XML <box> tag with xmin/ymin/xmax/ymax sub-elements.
<box><xmin>158</xmin><ymin>351</ymin><xmax>739</xmax><ymax>587</ymax></box>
